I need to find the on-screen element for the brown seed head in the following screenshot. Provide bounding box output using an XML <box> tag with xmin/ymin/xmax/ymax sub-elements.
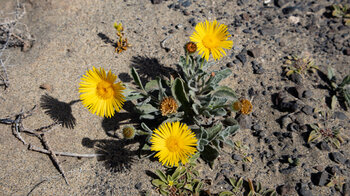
<box><xmin>185</xmin><ymin>42</ymin><xmax>197</xmax><ymax>54</ymax></box>
<box><xmin>122</xmin><ymin>126</ymin><xmax>136</xmax><ymax>139</ymax></box>
<box><xmin>232</xmin><ymin>101</ymin><xmax>242</xmax><ymax>111</ymax></box>
<box><xmin>160</xmin><ymin>97</ymin><xmax>178</xmax><ymax>116</ymax></box>
<box><xmin>240</xmin><ymin>99</ymin><xmax>253</xmax><ymax>115</ymax></box>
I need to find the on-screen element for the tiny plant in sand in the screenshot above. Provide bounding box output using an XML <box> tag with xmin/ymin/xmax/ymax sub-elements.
<box><xmin>219</xmin><ymin>177</ymin><xmax>276</xmax><ymax>196</ymax></box>
<box><xmin>151</xmin><ymin>153</ymin><xmax>203</xmax><ymax>196</ymax></box>
<box><xmin>125</xmin><ymin>20</ymin><xmax>240</xmax><ymax>166</ymax></box>
<box><xmin>114</xmin><ymin>22</ymin><xmax>131</xmax><ymax>53</ymax></box>
<box><xmin>283</xmin><ymin>55</ymin><xmax>318</xmax><ymax>77</ymax></box>
<box><xmin>331</xmin><ymin>4</ymin><xmax>350</xmax><ymax>26</ymax></box>
<box><xmin>326</xmin><ymin>173</ymin><xmax>347</xmax><ymax>193</ymax></box>
<box><xmin>233</xmin><ymin>141</ymin><xmax>253</xmax><ymax>163</ymax></box>
<box><xmin>326</xmin><ymin>67</ymin><xmax>350</xmax><ymax>110</ymax></box>
<box><xmin>307</xmin><ymin>123</ymin><xmax>344</xmax><ymax>148</ymax></box>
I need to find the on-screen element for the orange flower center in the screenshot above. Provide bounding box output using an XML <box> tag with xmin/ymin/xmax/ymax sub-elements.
<box><xmin>202</xmin><ymin>34</ymin><xmax>219</xmax><ymax>49</ymax></box>
<box><xmin>96</xmin><ymin>80</ymin><xmax>114</xmax><ymax>100</ymax></box>
<box><xmin>166</xmin><ymin>137</ymin><xmax>182</xmax><ymax>152</ymax></box>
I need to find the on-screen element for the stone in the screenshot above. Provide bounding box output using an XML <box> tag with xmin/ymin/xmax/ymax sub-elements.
<box><xmin>290</xmin><ymin>73</ymin><xmax>303</xmax><ymax>84</ymax></box>
<box><xmin>282</xmin><ymin>6</ymin><xmax>298</xmax><ymax>15</ymax></box>
<box><xmin>315</xmin><ymin>171</ymin><xmax>330</xmax><ymax>186</ymax></box>
<box><xmin>289</xmin><ymin>16</ymin><xmax>300</xmax><ymax>24</ymax></box>
<box><xmin>226</xmin><ymin>62</ymin><xmax>234</xmax><ymax>68</ymax></box>
<box><xmin>236</xmin><ymin>53</ymin><xmax>247</xmax><ymax>65</ymax></box>
<box><xmin>275</xmin><ymin>0</ymin><xmax>289</xmax><ymax>7</ymax></box>
<box><xmin>333</xmin><ymin>112</ymin><xmax>348</xmax><ymax>120</ymax></box>
<box><xmin>258</xmin><ymin>27</ymin><xmax>279</xmax><ymax>36</ymax></box>
<box><xmin>318</xmin><ymin>141</ymin><xmax>331</xmax><ymax>151</ymax></box>
<box><xmin>232</xmin><ymin>154</ymin><xmax>243</xmax><ymax>161</ymax></box>
<box><xmin>280</xmin><ymin>166</ymin><xmax>297</xmax><ymax>174</ymax></box>
<box><xmin>345</xmin><ymin>159</ymin><xmax>350</xmax><ymax>168</ymax></box>
<box><xmin>248</xmin><ymin>47</ymin><xmax>262</xmax><ymax>58</ymax></box>
<box><xmin>299</xmin><ymin>187</ymin><xmax>314</xmax><ymax>196</ymax></box>
<box><xmin>181</xmin><ymin>0</ymin><xmax>191</xmax><ymax>7</ymax></box>
<box><xmin>303</xmin><ymin>90</ymin><xmax>313</xmax><ymax>99</ymax></box>
<box><xmin>237</xmin><ymin>115</ymin><xmax>252</xmax><ymax>129</ymax></box>
<box><xmin>344</xmin><ymin>182</ymin><xmax>350</xmax><ymax>196</ymax></box>
<box><xmin>175</xmin><ymin>24</ymin><xmax>183</xmax><ymax>29</ymax></box>
<box><xmin>329</xmin><ymin>152</ymin><xmax>346</xmax><ymax>164</ymax></box>
<box><xmin>151</xmin><ymin>0</ymin><xmax>163</xmax><ymax>4</ymax></box>
<box><xmin>302</xmin><ymin>105</ymin><xmax>314</xmax><ymax>115</ymax></box>
<box><xmin>135</xmin><ymin>182</ymin><xmax>142</xmax><ymax>190</ymax></box>
<box><xmin>278</xmin><ymin>184</ymin><xmax>294</xmax><ymax>195</ymax></box>
<box><xmin>344</xmin><ymin>48</ymin><xmax>350</xmax><ymax>56</ymax></box>
<box><xmin>295</xmin><ymin>85</ymin><xmax>305</xmax><ymax>99</ymax></box>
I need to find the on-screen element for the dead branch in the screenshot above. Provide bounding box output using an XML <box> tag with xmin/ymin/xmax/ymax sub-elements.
<box><xmin>28</xmin><ymin>144</ymin><xmax>103</xmax><ymax>158</ymax></box>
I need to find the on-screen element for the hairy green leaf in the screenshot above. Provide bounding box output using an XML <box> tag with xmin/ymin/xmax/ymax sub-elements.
<box><xmin>138</xmin><ymin>104</ymin><xmax>158</xmax><ymax>114</ymax></box>
<box><xmin>131</xmin><ymin>67</ymin><xmax>144</xmax><ymax>90</ymax></box>
<box><xmin>212</xmin><ymin>86</ymin><xmax>237</xmax><ymax>100</ymax></box>
<box><xmin>155</xmin><ymin>169</ymin><xmax>167</xmax><ymax>183</ymax></box>
<box><xmin>331</xmin><ymin>95</ymin><xmax>337</xmax><ymax>110</ymax></box>
<box><xmin>141</xmin><ymin>122</ymin><xmax>152</xmax><ymax>133</ymax></box>
<box><xmin>327</xmin><ymin>67</ymin><xmax>335</xmax><ymax>81</ymax></box>
<box><xmin>152</xmin><ymin>179</ymin><xmax>166</xmax><ymax>187</ymax></box>
<box><xmin>140</xmin><ymin>114</ymin><xmax>155</xmax><ymax>120</ymax></box>
<box><xmin>145</xmin><ymin>79</ymin><xmax>159</xmax><ymax>92</ymax></box>
<box><xmin>219</xmin><ymin>191</ymin><xmax>234</xmax><ymax>196</ymax></box>
<box><xmin>200</xmin><ymin>145</ymin><xmax>219</xmax><ymax>167</ymax></box>
<box><xmin>211</xmin><ymin>69</ymin><xmax>232</xmax><ymax>85</ymax></box>
<box><xmin>171</xmin><ymin>78</ymin><xmax>190</xmax><ymax>107</ymax></box>
<box><xmin>207</xmin><ymin>123</ymin><xmax>223</xmax><ymax>141</ymax></box>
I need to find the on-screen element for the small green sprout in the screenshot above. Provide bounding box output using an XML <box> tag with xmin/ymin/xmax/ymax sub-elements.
<box><xmin>332</xmin><ymin>4</ymin><xmax>350</xmax><ymax>26</ymax></box>
<box><xmin>307</xmin><ymin>124</ymin><xmax>344</xmax><ymax>148</ymax></box>
<box><xmin>233</xmin><ymin>141</ymin><xmax>253</xmax><ymax>163</ymax></box>
<box><xmin>326</xmin><ymin>67</ymin><xmax>350</xmax><ymax>109</ymax></box>
<box><xmin>283</xmin><ymin>55</ymin><xmax>318</xmax><ymax>77</ymax></box>
<box><xmin>326</xmin><ymin>173</ymin><xmax>346</xmax><ymax>192</ymax></box>
<box><xmin>113</xmin><ymin>22</ymin><xmax>131</xmax><ymax>53</ymax></box>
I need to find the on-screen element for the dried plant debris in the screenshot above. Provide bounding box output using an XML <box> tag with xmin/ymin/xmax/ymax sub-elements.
<box><xmin>331</xmin><ymin>4</ymin><xmax>350</xmax><ymax>26</ymax></box>
<box><xmin>282</xmin><ymin>55</ymin><xmax>318</xmax><ymax>78</ymax></box>
<box><xmin>307</xmin><ymin>124</ymin><xmax>344</xmax><ymax>149</ymax></box>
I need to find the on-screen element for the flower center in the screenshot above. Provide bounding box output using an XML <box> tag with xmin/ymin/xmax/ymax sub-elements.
<box><xmin>202</xmin><ymin>34</ymin><xmax>219</xmax><ymax>49</ymax></box>
<box><xmin>166</xmin><ymin>136</ymin><xmax>182</xmax><ymax>152</ymax></box>
<box><xmin>96</xmin><ymin>80</ymin><xmax>114</xmax><ymax>100</ymax></box>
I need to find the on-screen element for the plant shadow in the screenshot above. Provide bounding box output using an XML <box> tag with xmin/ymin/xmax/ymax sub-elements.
<box><xmin>129</xmin><ymin>55</ymin><xmax>178</xmax><ymax>81</ymax></box>
<box><xmin>40</xmin><ymin>94</ymin><xmax>79</xmax><ymax>129</ymax></box>
<box><xmin>97</xmin><ymin>32</ymin><xmax>116</xmax><ymax>48</ymax></box>
<box><xmin>82</xmin><ymin>137</ymin><xmax>137</xmax><ymax>172</ymax></box>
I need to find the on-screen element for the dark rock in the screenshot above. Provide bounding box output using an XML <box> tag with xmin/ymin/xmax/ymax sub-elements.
<box><xmin>314</xmin><ymin>165</ymin><xmax>324</xmax><ymax>172</ymax></box>
<box><xmin>282</xmin><ymin>6</ymin><xmax>298</xmax><ymax>15</ymax></box>
<box><xmin>299</xmin><ymin>186</ymin><xmax>314</xmax><ymax>196</ymax></box>
<box><xmin>279</xmin><ymin>101</ymin><xmax>299</xmax><ymax>112</ymax></box>
<box><xmin>248</xmin><ymin>87</ymin><xmax>256</xmax><ymax>97</ymax></box>
<box><xmin>326</xmin><ymin>165</ymin><xmax>340</xmax><ymax>175</ymax></box>
<box><xmin>135</xmin><ymin>182</ymin><xmax>142</xmax><ymax>189</ymax></box>
<box><xmin>236</xmin><ymin>53</ymin><xmax>247</xmax><ymax>65</ymax></box>
<box><xmin>278</xmin><ymin>184</ymin><xmax>294</xmax><ymax>195</ymax></box>
<box><xmin>288</xmin><ymin>122</ymin><xmax>300</xmax><ymax>132</ymax></box>
<box><xmin>188</xmin><ymin>18</ymin><xmax>196</xmax><ymax>26</ymax></box>
<box><xmin>290</xmin><ymin>73</ymin><xmax>303</xmax><ymax>84</ymax></box>
<box><xmin>345</xmin><ymin>159</ymin><xmax>350</xmax><ymax>168</ymax></box>
<box><xmin>241</xmin><ymin>13</ymin><xmax>250</xmax><ymax>21</ymax></box>
<box><xmin>182</xmin><ymin>10</ymin><xmax>190</xmax><ymax>16</ymax></box>
<box><xmin>248</xmin><ymin>47</ymin><xmax>262</xmax><ymax>58</ymax></box>
<box><xmin>329</xmin><ymin>152</ymin><xmax>346</xmax><ymax>164</ymax></box>
<box><xmin>242</xmin><ymin>29</ymin><xmax>252</xmax><ymax>34</ymax></box>
<box><xmin>151</xmin><ymin>0</ymin><xmax>163</xmax><ymax>4</ymax></box>
<box><xmin>252</xmin><ymin>124</ymin><xmax>261</xmax><ymax>131</ymax></box>
<box><xmin>237</xmin><ymin>114</ymin><xmax>252</xmax><ymax>129</ymax></box>
<box><xmin>302</xmin><ymin>105</ymin><xmax>314</xmax><ymax>115</ymax></box>
<box><xmin>226</xmin><ymin>62</ymin><xmax>234</xmax><ymax>68</ymax></box>
<box><xmin>181</xmin><ymin>0</ymin><xmax>191</xmax><ymax>7</ymax></box>
<box><xmin>333</xmin><ymin>112</ymin><xmax>348</xmax><ymax>120</ymax></box>
<box><xmin>318</xmin><ymin>141</ymin><xmax>331</xmax><ymax>151</ymax></box>
<box><xmin>344</xmin><ymin>48</ymin><xmax>350</xmax><ymax>56</ymax></box>
<box><xmin>252</xmin><ymin>61</ymin><xmax>265</xmax><ymax>74</ymax></box>
<box><xmin>303</xmin><ymin>90</ymin><xmax>313</xmax><ymax>99</ymax></box>
<box><xmin>314</xmin><ymin>171</ymin><xmax>330</xmax><ymax>186</ymax></box>
<box><xmin>280</xmin><ymin>166</ymin><xmax>297</xmax><ymax>174</ymax></box>
<box><xmin>294</xmin><ymin>113</ymin><xmax>305</xmax><ymax>125</ymax></box>
<box><xmin>344</xmin><ymin>182</ymin><xmax>350</xmax><ymax>196</ymax></box>
<box><xmin>280</xmin><ymin>115</ymin><xmax>292</xmax><ymax>129</ymax></box>
<box><xmin>175</xmin><ymin>24</ymin><xmax>183</xmax><ymax>29</ymax></box>
<box><xmin>232</xmin><ymin>154</ymin><xmax>243</xmax><ymax>161</ymax></box>
<box><xmin>274</xmin><ymin>0</ymin><xmax>289</xmax><ymax>7</ymax></box>
<box><xmin>295</xmin><ymin>85</ymin><xmax>305</xmax><ymax>99</ymax></box>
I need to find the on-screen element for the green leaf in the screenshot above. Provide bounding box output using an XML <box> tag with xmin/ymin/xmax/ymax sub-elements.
<box><xmin>339</xmin><ymin>75</ymin><xmax>350</xmax><ymax>88</ymax></box>
<box><xmin>212</xmin><ymin>86</ymin><xmax>237</xmax><ymax>100</ymax></box>
<box><xmin>327</xmin><ymin>67</ymin><xmax>335</xmax><ymax>81</ymax></box>
<box><xmin>140</xmin><ymin>114</ymin><xmax>155</xmax><ymax>120</ymax></box>
<box><xmin>155</xmin><ymin>169</ymin><xmax>167</xmax><ymax>183</ymax></box>
<box><xmin>200</xmin><ymin>145</ymin><xmax>219</xmax><ymax>167</ymax></box>
<box><xmin>145</xmin><ymin>80</ymin><xmax>159</xmax><ymax>92</ymax></box>
<box><xmin>141</xmin><ymin>122</ymin><xmax>152</xmax><ymax>133</ymax></box>
<box><xmin>211</xmin><ymin>69</ymin><xmax>232</xmax><ymax>85</ymax></box>
<box><xmin>331</xmin><ymin>138</ymin><xmax>341</xmax><ymax>148</ymax></box>
<box><xmin>172</xmin><ymin>166</ymin><xmax>185</xmax><ymax>181</ymax></box>
<box><xmin>237</xmin><ymin>177</ymin><xmax>244</xmax><ymax>188</ymax></box>
<box><xmin>213</xmin><ymin>108</ymin><xmax>227</xmax><ymax>116</ymax></box>
<box><xmin>198</xmin><ymin>138</ymin><xmax>209</xmax><ymax>152</ymax></box>
<box><xmin>171</xmin><ymin>78</ymin><xmax>190</xmax><ymax>107</ymax></box>
<box><xmin>138</xmin><ymin>104</ymin><xmax>158</xmax><ymax>114</ymax></box>
<box><xmin>159</xmin><ymin>188</ymin><xmax>169</xmax><ymax>195</ymax></box>
<box><xmin>343</xmin><ymin>89</ymin><xmax>350</xmax><ymax>107</ymax></box>
<box><xmin>331</xmin><ymin>95</ymin><xmax>337</xmax><ymax>110</ymax></box>
<box><xmin>192</xmin><ymin>104</ymin><xmax>200</xmax><ymax>115</ymax></box>
<box><xmin>152</xmin><ymin>179</ymin><xmax>166</xmax><ymax>187</ymax></box>
<box><xmin>131</xmin><ymin>67</ymin><xmax>144</xmax><ymax>90</ymax></box>
<box><xmin>219</xmin><ymin>191</ymin><xmax>234</xmax><ymax>196</ymax></box>
<box><xmin>308</xmin><ymin>130</ymin><xmax>321</xmax><ymax>143</ymax></box>
<box><xmin>207</xmin><ymin>123</ymin><xmax>223</xmax><ymax>141</ymax></box>
<box><xmin>194</xmin><ymin>181</ymin><xmax>203</xmax><ymax>194</ymax></box>
<box><xmin>184</xmin><ymin>183</ymin><xmax>193</xmax><ymax>191</ymax></box>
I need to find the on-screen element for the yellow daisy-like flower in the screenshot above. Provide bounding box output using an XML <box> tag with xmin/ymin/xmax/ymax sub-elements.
<box><xmin>150</xmin><ymin>122</ymin><xmax>198</xmax><ymax>167</ymax></box>
<box><xmin>190</xmin><ymin>20</ymin><xmax>233</xmax><ymax>61</ymax></box>
<box><xmin>79</xmin><ymin>67</ymin><xmax>125</xmax><ymax>118</ymax></box>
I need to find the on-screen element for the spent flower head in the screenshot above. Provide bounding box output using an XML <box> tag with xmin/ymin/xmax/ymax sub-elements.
<box><xmin>160</xmin><ymin>97</ymin><xmax>178</xmax><ymax>116</ymax></box>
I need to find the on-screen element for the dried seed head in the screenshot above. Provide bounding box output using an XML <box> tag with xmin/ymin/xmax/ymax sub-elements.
<box><xmin>232</xmin><ymin>101</ymin><xmax>242</xmax><ymax>111</ymax></box>
<box><xmin>240</xmin><ymin>99</ymin><xmax>253</xmax><ymax>115</ymax></box>
<box><xmin>185</xmin><ymin>42</ymin><xmax>197</xmax><ymax>54</ymax></box>
<box><xmin>122</xmin><ymin>126</ymin><xmax>136</xmax><ymax>139</ymax></box>
<box><xmin>160</xmin><ymin>97</ymin><xmax>178</xmax><ymax>116</ymax></box>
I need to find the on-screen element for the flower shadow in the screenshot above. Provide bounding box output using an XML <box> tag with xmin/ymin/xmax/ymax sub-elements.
<box><xmin>82</xmin><ymin>137</ymin><xmax>137</xmax><ymax>172</ymax></box>
<box><xmin>40</xmin><ymin>94</ymin><xmax>79</xmax><ymax>129</ymax></box>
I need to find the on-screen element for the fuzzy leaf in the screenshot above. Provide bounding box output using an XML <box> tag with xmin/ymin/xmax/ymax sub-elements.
<box><xmin>343</xmin><ymin>90</ymin><xmax>350</xmax><ymax>107</ymax></box>
<box><xmin>200</xmin><ymin>145</ymin><xmax>219</xmax><ymax>168</ymax></box>
<box><xmin>141</xmin><ymin>122</ymin><xmax>152</xmax><ymax>133</ymax></box>
<box><xmin>152</xmin><ymin>179</ymin><xmax>166</xmax><ymax>187</ymax></box>
<box><xmin>211</xmin><ymin>69</ymin><xmax>232</xmax><ymax>85</ymax></box>
<box><xmin>140</xmin><ymin>114</ymin><xmax>155</xmax><ymax>120</ymax></box>
<box><xmin>237</xmin><ymin>177</ymin><xmax>244</xmax><ymax>188</ymax></box>
<box><xmin>331</xmin><ymin>95</ymin><xmax>337</xmax><ymax>110</ymax></box>
<box><xmin>332</xmin><ymin>138</ymin><xmax>341</xmax><ymax>148</ymax></box>
<box><xmin>131</xmin><ymin>67</ymin><xmax>144</xmax><ymax>90</ymax></box>
<box><xmin>192</xmin><ymin>104</ymin><xmax>200</xmax><ymax>115</ymax></box>
<box><xmin>212</xmin><ymin>86</ymin><xmax>237</xmax><ymax>100</ymax></box>
<box><xmin>213</xmin><ymin>108</ymin><xmax>227</xmax><ymax>116</ymax></box>
<box><xmin>155</xmin><ymin>169</ymin><xmax>167</xmax><ymax>183</ymax></box>
<box><xmin>171</xmin><ymin>78</ymin><xmax>190</xmax><ymax>107</ymax></box>
<box><xmin>172</xmin><ymin>166</ymin><xmax>186</xmax><ymax>181</ymax></box>
<box><xmin>339</xmin><ymin>75</ymin><xmax>350</xmax><ymax>88</ymax></box>
<box><xmin>309</xmin><ymin>124</ymin><xmax>319</xmax><ymax>131</ymax></box>
<box><xmin>145</xmin><ymin>80</ymin><xmax>159</xmax><ymax>92</ymax></box>
<box><xmin>219</xmin><ymin>191</ymin><xmax>234</xmax><ymax>196</ymax></box>
<box><xmin>194</xmin><ymin>181</ymin><xmax>203</xmax><ymax>194</ymax></box>
<box><xmin>286</xmin><ymin>70</ymin><xmax>294</xmax><ymax>77</ymax></box>
<box><xmin>159</xmin><ymin>188</ymin><xmax>169</xmax><ymax>195</ymax></box>
<box><xmin>207</xmin><ymin>123</ymin><xmax>223</xmax><ymax>141</ymax></box>
<box><xmin>138</xmin><ymin>104</ymin><xmax>158</xmax><ymax>114</ymax></box>
<box><xmin>184</xmin><ymin>183</ymin><xmax>193</xmax><ymax>191</ymax></box>
<box><xmin>198</xmin><ymin>138</ymin><xmax>209</xmax><ymax>152</ymax></box>
<box><xmin>308</xmin><ymin>130</ymin><xmax>321</xmax><ymax>143</ymax></box>
<box><xmin>327</xmin><ymin>67</ymin><xmax>335</xmax><ymax>81</ymax></box>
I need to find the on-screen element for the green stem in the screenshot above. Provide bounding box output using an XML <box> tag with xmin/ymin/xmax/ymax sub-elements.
<box><xmin>185</xmin><ymin>52</ymin><xmax>189</xmax><ymax>66</ymax></box>
<box><xmin>200</xmin><ymin>58</ymin><xmax>205</xmax><ymax>69</ymax></box>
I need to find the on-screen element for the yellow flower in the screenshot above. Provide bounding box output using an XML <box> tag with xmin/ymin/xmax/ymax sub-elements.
<box><xmin>160</xmin><ymin>97</ymin><xmax>178</xmax><ymax>116</ymax></box>
<box><xmin>190</xmin><ymin>20</ymin><xmax>233</xmax><ymax>61</ymax></box>
<box><xmin>114</xmin><ymin>22</ymin><xmax>123</xmax><ymax>32</ymax></box>
<box><xmin>150</xmin><ymin>122</ymin><xmax>198</xmax><ymax>167</ymax></box>
<box><xmin>79</xmin><ymin>67</ymin><xmax>125</xmax><ymax>118</ymax></box>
